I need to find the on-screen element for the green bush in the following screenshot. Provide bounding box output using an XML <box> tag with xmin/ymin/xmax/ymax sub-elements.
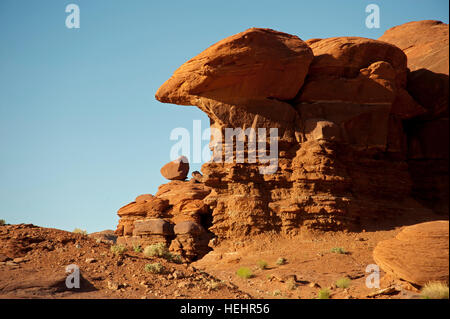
<box><xmin>276</xmin><ymin>257</ymin><xmax>287</xmax><ymax>265</ymax></box>
<box><xmin>336</xmin><ymin>277</ymin><xmax>351</xmax><ymax>289</ymax></box>
<box><xmin>133</xmin><ymin>244</ymin><xmax>143</xmax><ymax>253</ymax></box>
<box><xmin>110</xmin><ymin>244</ymin><xmax>127</xmax><ymax>256</ymax></box>
<box><xmin>143</xmin><ymin>243</ymin><xmax>181</xmax><ymax>263</ymax></box>
<box><xmin>236</xmin><ymin>267</ymin><xmax>253</xmax><ymax>279</ymax></box>
<box><xmin>0</xmin><ymin>219</ymin><xmax>5</xmax><ymax>226</ymax></box>
<box><xmin>330</xmin><ymin>247</ymin><xmax>347</xmax><ymax>254</ymax></box>
<box><xmin>144</xmin><ymin>243</ymin><xmax>170</xmax><ymax>258</ymax></box>
<box><xmin>421</xmin><ymin>282</ymin><xmax>449</xmax><ymax>299</ymax></box>
<box><xmin>317</xmin><ymin>288</ymin><xmax>331</xmax><ymax>299</ymax></box>
<box><xmin>145</xmin><ymin>262</ymin><xmax>164</xmax><ymax>274</ymax></box>
<box><xmin>257</xmin><ymin>260</ymin><xmax>268</xmax><ymax>270</ymax></box>
<box><xmin>73</xmin><ymin>228</ymin><xmax>88</xmax><ymax>236</ymax></box>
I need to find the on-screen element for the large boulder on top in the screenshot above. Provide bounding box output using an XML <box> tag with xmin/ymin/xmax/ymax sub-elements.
<box><xmin>379</xmin><ymin>20</ymin><xmax>449</xmax><ymax>118</ymax></box>
<box><xmin>295</xmin><ymin>37</ymin><xmax>418</xmax><ymax>150</ymax></box>
<box><xmin>373</xmin><ymin>221</ymin><xmax>449</xmax><ymax>286</ymax></box>
<box><xmin>160</xmin><ymin>156</ymin><xmax>190</xmax><ymax>181</ymax></box>
<box><xmin>378</xmin><ymin>20</ymin><xmax>449</xmax><ymax>74</ymax></box>
<box><xmin>306</xmin><ymin>36</ymin><xmax>408</xmax><ymax>86</ymax></box>
<box><xmin>155</xmin><ymin>28</ymin><xmax>314</xmax><ymax>106</ymax></box>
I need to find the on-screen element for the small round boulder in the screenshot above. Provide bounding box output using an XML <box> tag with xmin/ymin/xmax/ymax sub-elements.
<box><xmin>160</xmin><ymin>156</ymin><xmax>190</xmax><ymax>181</ymax></box>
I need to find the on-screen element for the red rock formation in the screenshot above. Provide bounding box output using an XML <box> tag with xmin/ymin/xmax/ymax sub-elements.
<box><xmin>116</xmin><ymin>22</ymin><xmax>448</xmax><ymax>254</ymax></box>
<box><xmin>115</xmin><ymin>180</ymin><xmax>212</xmax><ymax>260</ymax></box>
<box><xmin>155</xmin><ymin>27</ymin><xmax>440</xmax><ymax>241</ymax></box>
<box><xmin>379</xmin><ymin>20</ymin><xmax>449</xmax><ymax>215</ymax></box>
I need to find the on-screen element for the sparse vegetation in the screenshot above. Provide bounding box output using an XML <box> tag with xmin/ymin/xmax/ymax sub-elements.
<box><xmin>0</xmin><ymin>219</ymin><xmax>5</xmax><ymax>226</ymax></box>
<box><xmin>287</xmin><ymin>278</ymin><xmax>297</xmax><ymax>290</ymax></box>
<box><xmin>143</xmin><ymin>243</ymin><xmax>182</xmax><ymax>263</ymax></box>
<box><xmin>273</xmin><ymin>289</ymin><xmax>282</xmax><ymax>296</ymax></box>
<box><xmin>420</xmin><ymin>282</ymin><xmax>449</xmax><ymax>299</ymax></box>
<box><xmin>170</xmin><ymin>254</ymin><xmax>183</xmax><ymax>264</ymax></box>
<box><xmin>145</xmin><ymin>262</ymin><xmax>164</xmax><ymax>274</ymax></box>
<box><xmin>330</xmin><ymin>247</ymin><xmax>347</xmax><ymax>254</ymax></box>
<box><xmin>133</xmin><ymin>244</ymin><xmax>143</xmax><ymax>253</ymax></box>
<box><xmin>317</xmin><ymin>288</ymin><xmax>331</xmax><ymax>299</ymax></box>
<box><xmin>73</xmin><ymin>228</ymin><xmax>88</xmax><ymax>236</ymax></box>
<box><xmin>144</xmin><ymin>243</ymin><xmax>169</xmax><ymax>258</ymax></box>
<box><xmin>110</xmin><ymin>244</ymin><xmax>127</xmax><ymax>256</ymax></box>
<box><xmin>236</xmin><ymin>267</ymin><xmax>253</xmax><ymax>279</ymax></box>
<box><xmin>206</xmin><ymin>280</ymin><xmax>224</xmax><ymax>291</ymax></box>
<box><xmin>257</xmin><ymin>260</ymin><xmax>268</xmax><ymax>270</ymax></box>
<box><xmin>336</xmin><ymin>277</ymin><xmax>351</xmax><ymax>289</ymax></box>
<box><xmin>276</xmin><ymin>257</ymin><xmax>287</xmax><ymax>265</ymax></box>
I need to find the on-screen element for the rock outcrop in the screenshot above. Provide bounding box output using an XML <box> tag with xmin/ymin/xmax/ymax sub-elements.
<box><xmin>373</xmin><ymin>221</ymin><xmax>449</xmax><ymax>286</ymax></box>
<box><xmin>115</xmin><ymin>180</ymin><xmax>213</xmax><ymax>260</ymax></box>
<box><xmin>116</xmin><ymin>21</ymin><xmax>448</xmax><ymax>256</ymax></box>
<box><xmin>379</xmin><ymin>20</ymin><xmax>449</xmax><ymax>215</ymax></box>
<box><xmin>155</xmin><ymin>26</ymin><xmax>441</xmax><ymax>240</ymax></box>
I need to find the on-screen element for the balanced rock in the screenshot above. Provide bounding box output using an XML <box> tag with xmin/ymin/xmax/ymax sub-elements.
<box><xmin>373</xmin><ymin>221</ymin><xmax>449</xmax><ymax>286</ymax></box>
<box><xmin>160</xmin><ymin>156</ymin><xmax>190</xmax><ymax>180</ymax></box>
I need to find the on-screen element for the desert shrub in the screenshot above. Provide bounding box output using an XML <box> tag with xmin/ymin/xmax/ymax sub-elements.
<box><xmin>336</xmin><ymin>277</ymin><xmax>351</xmax><ymax>289</ymax></box>
<box><xmin>206</xmin><ymin>280</ymin><xmax>224</xmax><ymax>291</ymax></box>
<box><xmin>330</xmin><ymin>247</ymin><xmax>347</xmax><ymax>254</ymax></box>
<box><xmin>143</xmin><ymin>243</ymin><xmax>181</xmax><ymax>263</ymax></box>
<box><xmin>257</xmin><ymin>260</ymin><xmax>268</xmax><ymax>270</ymax></box>
<box><xmin>73</xmin><ymin>228</ymin><xmax>88</xmax><ymax>236</ymax></box>
<box><xmin>276</xmin><ymin>257</ymin><xmax>287</xmax><ymax>265</ymax></box>
<box><xmin>145</xmin><ymin>262</ymin><xmax>164</xmax><ymax>274</ymax></box>
<box><xmin>0</xmin><ymin>219</ymin><xmax>5</xmax><ymax>226</ymax></box>
<box><xmin>169</xmin><ymin>254</ymin><xmax>183</xmax><ymax>264</ymax></box>
<box><xmin>110</xmin><ymin>244</ymin><xmax>127</xmax><ymax>256</ymax></box>
<box><xmin>144</xmin><ymin>243</ymin><xmax>170</xmax><ymax>258</ymax></box>
<box><xmin>133</xmin><ymin>244</ymin><xmax>143</xmax><ymax>253</ymax></box>
<box><xmin>273</xmin><ymin>289</ymin><xmax>282</xmax><ymax>296</ymax></box>
<box><xmin>236</xmin><ymin>267</ymin><xmax>253</xmax><ymax>279</ymax></box>
<box><xmin>420</xmin><ymin>282</ymin><xmax>449</xmax><ymax>299</ymax></box>
<box><xmin>317</xmin><ymin>288</ymin><xmax>331</xmax><ymax>299</ymax></box>
<box><xmin>287</xmin><ymin>278</ymin><xmax>297</xmax><ymax>290</ymax></box>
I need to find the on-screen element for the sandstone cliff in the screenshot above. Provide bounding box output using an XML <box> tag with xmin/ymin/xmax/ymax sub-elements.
<box><xmin>115</xmin><ymin>21</ymin><xmax>448</xmax><ymax>259</ymax></box>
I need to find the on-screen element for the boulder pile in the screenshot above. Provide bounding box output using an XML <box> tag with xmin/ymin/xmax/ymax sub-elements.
<box><xmin>115</xmin><ymin>163</ymin><xmax>212</xmax><ymax>260</ymax></box>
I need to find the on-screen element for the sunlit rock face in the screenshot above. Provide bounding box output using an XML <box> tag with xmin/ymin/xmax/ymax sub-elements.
<box><xmin>379</xmin><ymin>20</ymin><xmax>449</xmax><ymax>215</ymax></box>
<box><xmin>117</xmin><ymin>22</ymin><xmax>448</xmax><ymax>248</ymax></box>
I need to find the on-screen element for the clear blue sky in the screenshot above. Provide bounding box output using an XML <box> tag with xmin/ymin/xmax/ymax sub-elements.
<box><xmin>0</xmin><ymin>0</ymin><xmax>448</xmax><ymax>233</ymax></box>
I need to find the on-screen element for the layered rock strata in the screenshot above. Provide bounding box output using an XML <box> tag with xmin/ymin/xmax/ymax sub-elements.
<box><xmin>155</xmin><ymin>27</ymin><xmax>443</xmax><ymax>239</ymax></box>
